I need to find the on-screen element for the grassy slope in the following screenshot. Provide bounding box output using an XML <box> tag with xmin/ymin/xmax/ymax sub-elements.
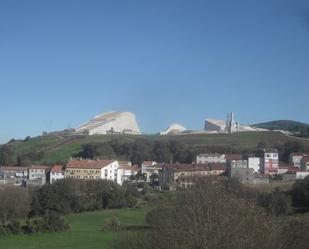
<box><xmin>253</xmin><ymin>120</ymin><xmax>309</xmax><ymax>131</ymax></box>
<box><xmin>9</xmin><ymin>131</ymin><xmax>309</xmax><ymax>164</ymax></box>
<box><xmin>0</xmin><ymin>207</ymin><xmax>148</xmax><ymax>249</ymax></box>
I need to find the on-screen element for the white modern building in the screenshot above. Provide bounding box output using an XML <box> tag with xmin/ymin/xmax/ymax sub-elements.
<box><xmin>75</xmin><ymin>111</ymin><xmax>141</xmax><ymax>135</ymax></box>
<box><xmin>160</xmin><ymin>123</ymin><xmax>186</xmax><ymax>135</ymax></box>
<box><xmin>204</xmin><ymin>112</ymin><xmax>268</xmax><ymax>133</ymax></box>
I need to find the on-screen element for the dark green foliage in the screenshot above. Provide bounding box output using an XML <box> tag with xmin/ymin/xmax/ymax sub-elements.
<box><xmin>0</xmin><ymin>187</ymin><xmax>30</xmax><ymax>226</ymax></box>
<box><xmin>30</xmin><ymin>179</ymin><xmax>131</xmax><ymax>216</ymax></box>
<box><xmin>290</xmin><ymin>176</ymin><xmax>309</xmax><ymax>208</ymax></box>
<box><xmin>277</xmin><ymin>218</ymin><xmax>309</xmax><ymax>249</ymax></box>
<box><xmin>0</xmin><ymin>144</ymin><xmax>16</xmax><ymax>165</ymax></box>
<box><xmin>104</xmin><ymin>216</ymin><xmax>121</xmax><ymax>232</ymax></box>
<box><xmin>256</xmin><ymin>189</ymin><xmax>292</xmax><ymax>216</ymax></box>
<box><xmin>22</xmin><ymin>212</ymin><xmax>69</xmax><ymax>234</ymax></box>
<box><xmin>75</xmin><ymin>139</ymin><xmax>195</xmax><ymax>164</ymax></box>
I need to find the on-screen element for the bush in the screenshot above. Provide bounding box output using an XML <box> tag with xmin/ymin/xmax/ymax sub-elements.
<box><xmin>125</xmin><ymin>194</ymin><xmax>138</xmax><ymax>208</ymax></box>
<box><xmin>104</xmin><ymin>216</ymin><xmax>121</xmax><ymax>232</ymax></box>
<box><xmin>257</xmin><ymin>189</ymin><xmax>292</xmax><ymax>216</ymax></box>
<box><xmin>290</xmin><ymin>176</ymin><xmax>309</xmax><ymax>208</ymax></box>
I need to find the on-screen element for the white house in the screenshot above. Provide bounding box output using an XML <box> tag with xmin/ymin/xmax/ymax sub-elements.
<box><xmin>28</xmin><ymin>166</ymin><xmax>49</xmax><ymax>185</ymax></box>
<box><xmin>49</xmin><ymin>165</ymin><xmax>65</xmax><ymax>184</ymax></box>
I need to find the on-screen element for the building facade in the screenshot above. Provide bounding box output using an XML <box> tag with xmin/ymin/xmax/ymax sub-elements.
<box><xmin>159</xmin><ymin>163</ymin><xmax>226</xmax><ymax>190</ymax></box>
<box><xmin>28</xmin><ymin>166</ymin><xmax>49</xmax><ymax>185</ymax></box>
<box><xmin>196</xmin><ymin>154</ymin><xmax>226</xmax><ymax>164</ymax></box>
<box><xmin>289</xmin><ymin>153</ymin><xmax>309</xmax><ymax>168</ymax></box>
<box><xmin>49</xmin><ymin>165</ymin><xmax>65</xmax><ymax>184</ymax></box>
<box><xmin>0</xmin><ymin>166</ymin><xmax>28</xmax><ymax>185</ymax></box>
<box><xmin>65</xmin><ymin>159</ymin><xmax>120</xmax><ymax>184</ymax></box>
<box><xmin>248</xmin><ymin>157</ymin><xmax>261</xmax><ymax>173</ymax></box>
<box><xmin>261</xmin><ymin>150</ymin><xmax>279</xmax><ymax>175</ymax></box>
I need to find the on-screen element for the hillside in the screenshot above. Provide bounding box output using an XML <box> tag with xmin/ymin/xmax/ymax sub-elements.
<box><xmin>253</xmin><ymin>120</ymin><xmax>309</xmax><ymax>132</ymax></box>
<box><xmin>3</xmin><ymin>131</ymin><xmax>309</xmax><ymax>165</ymax></box>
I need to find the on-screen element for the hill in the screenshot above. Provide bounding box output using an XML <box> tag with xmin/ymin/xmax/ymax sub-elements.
<box><xmin>252</xmin><ymin>120</ymin><xmax>309</xmax><ymax>133</ymax></box>
<box><xmin>2</xmin><ymin>131</ymin><xmax>309</xmax><ymax>165</ymax></box>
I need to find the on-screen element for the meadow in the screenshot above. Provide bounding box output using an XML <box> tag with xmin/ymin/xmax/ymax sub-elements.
<box><xmin>0</xmin><ymin>207</ymin><xmax>148</xmax><ymax>249</ymax></box>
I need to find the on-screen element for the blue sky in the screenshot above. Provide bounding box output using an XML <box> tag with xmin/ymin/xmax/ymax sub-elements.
<box><xmin>0</xmin><ymin>0</ymin><xmax>309</xmax><ymax>143</ymax></box>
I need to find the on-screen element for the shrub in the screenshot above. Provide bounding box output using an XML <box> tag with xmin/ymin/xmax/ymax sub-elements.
<box><xmin>104</xmin><ymin>216</ymin><xmax>121</xmax><ymax>232</ymax></box>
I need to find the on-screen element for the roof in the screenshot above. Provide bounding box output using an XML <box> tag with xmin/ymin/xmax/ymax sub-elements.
<box><xmin>0</xmin><ymin>166</ymin><xmax>28</xmax><ymax>171</ymax></box>
<box><xmin>301</xmin><ymin>156</ymin><xmax>309</xmax><ymax>163</ymax></box>
<box><xmin>205</xmin><ymin>119</ymin><xmax>226</xmax><ymax>127</ymax></box>
<box><xmin>225</xmin><ymin>154</ymin><xmax>242</xmax><ymax>160</ymax></box>
<box><xmin>66</xmin><ymin>159</ymin><xmax>115</xmax><ymax>169</ymax></box>
<box><xmin>75</xmin><ymin>111</ymin><xmax>141</xmax><ymax>134</ymax></box>
<box><xmin>51</xmin><ymin>165</ymin><xmax>64</xmax><ymax>173</ymax></box>
<box><xmin>161</xmin><ymin>163</ymin><xmax>226</xmax><ymax>172</ymax></box>
<box><xmin>197</xmin><ymin>153</ymin><xmax>225</xmax><ymax>158</ymax></box>
<box><xmin>29</xmin><ymin>165</ymin><xmax>50</xmax><ymax>170</ymax></box>
<box><xmin>287</xmin><ymin>167</ymin><xmax>300</xmax><ymax>173</ymax></box>
<box><xmin>279</xmin><ymin>162</ymin><xmax>293</xmax><ymax>168</ymax></box>
<box><xmin>290</xmin><ymin>152</ymin><xmax>309</xmax><ymax>156</ymax></box>
<box><xmin>160</xmin><ymin>123</ymin><xmax>187</xmax><ymax>135</ymax></box>
<box><xmin>118</xmin><ymin>161</ymin><xmax>132</xmax><ymax>167</ymax></box>
<box><xmin>142</xmin><ymin>161</ymin><xmax>157</xmax><ymax>166</ymax></box>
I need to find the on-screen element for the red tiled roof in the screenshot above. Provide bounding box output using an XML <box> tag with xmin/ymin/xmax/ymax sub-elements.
<box><xmin>142</xmin><ymin>161</ymin><xmax>156</xmax><ymax>166</ymax></box>
<box><xmin>29</xmin><ymin>165</ymin><xmax>50</xmax><ymax>170</ymax></box>
<box><xmin>51</xmin><ymin>165</ymin><xmax>63</xmax><ymax>173</ymax></box>
<box><xmin>290</xmin><ymin>152</ymin><xmax>309</xmax><ymax>156</ymax></box>
<box><xmin>0</xmin><ymin>166</ymin><xmax>28</xmax><ymax>171</ymax></box>
<box><xmin>225</xmin><ymin>154</ymin><xmax>242</xmax><ymax>160</ymax></box>
<box><xmin>279</xmin><ymin>162</ymin><xmax>293</xmax><ymax>169</ymax></box>
<box><xmin>66</xmin><ymin>159</ymin><xmax>115</xmax><ymax>169</ymax></box>
<box><xmin>287</xmin><ymin>167</ymin><xmax>300</xmax><ymax>173</ymax></box>
<box><xmin>118</xmin><ymin>161</ymin><xmax>131</xmax><ymax>166</ymax></box>
<box><xmin>301</xmin><ymin>156</ymin><xmax>309</xmax><ymax>163</ymax></box>
<box><xmin>161</xmin><ymin>163</ymin><xmax>226</xmax><ymax>172</ymax></box>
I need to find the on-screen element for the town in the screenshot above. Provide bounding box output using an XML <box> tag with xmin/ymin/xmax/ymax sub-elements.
<box><xmin>1</xmin><ymin>150</ymin><xmax>308</xmax><ymax>189</ymax></box>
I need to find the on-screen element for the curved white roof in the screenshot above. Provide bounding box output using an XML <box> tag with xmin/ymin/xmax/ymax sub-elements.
<box><xmin>160</xmin><ymin>123</ymin><xmax>187</xmax><ymax>135</ymax></box>
<box><xmin>76</xmin><ymin>111</ymin><xmax>141</xmax><ymax>135</ymax></box>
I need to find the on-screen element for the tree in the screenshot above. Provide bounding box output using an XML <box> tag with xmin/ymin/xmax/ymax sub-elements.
<box><xmin>0</xmin><ymin>145</ymin><xmax>16</xmax><ymax>165</ymax></box>
<box><xmin>0</xmin><ymin>186</ymin><xmax>30</xmax><ymax>226</ymax></box>
<box><xmin>290</xmin><ymin>175</ymin><xmax>309</xmax><ymax>208</ymax></box>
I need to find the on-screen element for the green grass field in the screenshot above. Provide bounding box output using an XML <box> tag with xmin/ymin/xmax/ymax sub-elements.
<box><xmin>0</xmin><ymin>207</ymin><xmax>148</xmax><ymax>249</ymax></box>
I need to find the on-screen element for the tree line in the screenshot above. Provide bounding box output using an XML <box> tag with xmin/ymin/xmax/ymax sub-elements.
<box><xmin>0</xmin><ymin>178</ymin><xmax>139</xmax><ymax>236</ymax></box>
<box><xmin>1</xmin><ymin>137</ymin><xmax>309</xmax><ymax>166</ymax></box>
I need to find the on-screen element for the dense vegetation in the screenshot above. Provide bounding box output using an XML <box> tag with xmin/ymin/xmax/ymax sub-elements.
<box><xmin>115</xmin><ymin>177</ymin><xmax>309</xmax><ymax>249</ymax></box>
<box><xmin>0</xmin><ymin>179</ymin><xmax>140</xmax><ymax>236</ymax></box>
<box><xmin>1</xmin><ymin>132</ymin><xmax>309</xmax><ymax>165</ymax></box>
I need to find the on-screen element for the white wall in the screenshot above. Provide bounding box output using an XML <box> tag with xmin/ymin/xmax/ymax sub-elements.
<box><xmin>248</xmin><ymin>157</ymin><xmax>261</xmax><ymax>173</ymax></box>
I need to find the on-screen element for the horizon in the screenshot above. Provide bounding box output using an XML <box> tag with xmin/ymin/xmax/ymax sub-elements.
<box><xmin>1</xmin><ymin>0</ymin><xmax>309</xmax><ymax>143</ymax></box>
